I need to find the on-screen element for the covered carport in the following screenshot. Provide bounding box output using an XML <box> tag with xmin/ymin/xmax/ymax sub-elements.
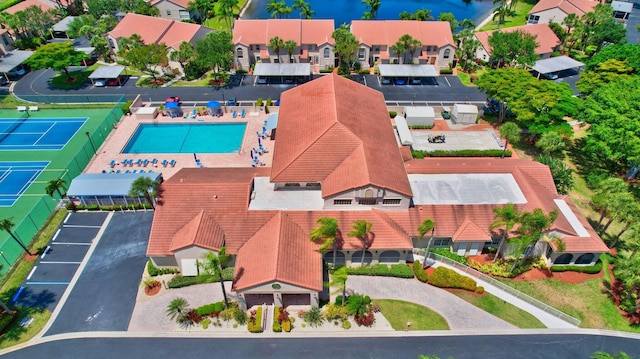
<box><xmin>378</xmin><ymin>64</ymin><xmax>438</xmax><ymax>85</ymax></box>
<box><xmin>88</xmin><ymin>65</ymin><xmax>125</xmax><ymax>86</ymax></box>
<box><xmin>253</xmin><ymin>63</ymin><xmax>311</xmax><ymax>84</ymax></box>
<box><xmin>51</xmin><ymin>16</ymin><xmax>77</xmax><ymax>39</ymax></box>
<box><xmin>612</xmin><ymin>1</ymin><xmax>633</xmax><ymax>20</ymax></box>
<box><xmin>530</xmin><ymin>56</ymin><xmax>585</xmax><ymax>79</ymax></box>
<box><xmin>0</xmin><ymin>50</ymin><xmax>33</xmax><ymax>81</ymax></box>
<box><xmin>67</xmin><ymin>172</ymin><xmax>163</xmax><ymax>207</ymax></box>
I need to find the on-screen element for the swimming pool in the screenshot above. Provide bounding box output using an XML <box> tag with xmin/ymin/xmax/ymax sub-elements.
<box><xmin>122</xmin><ymin>123</ymin><xmax>247</xmax><ymax>154</ymax></box>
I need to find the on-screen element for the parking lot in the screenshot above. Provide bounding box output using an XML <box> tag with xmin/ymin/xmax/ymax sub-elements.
<box><xmin>12</xmin><ymin>212</ymin><xmax>108</xmax><ymax>310</ymax></box>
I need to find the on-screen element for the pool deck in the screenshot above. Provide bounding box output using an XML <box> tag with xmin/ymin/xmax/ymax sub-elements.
<box><xmin>84</xmin><ymin>108</ymin><xmax>273</xmax><ymax>179</ymax></box>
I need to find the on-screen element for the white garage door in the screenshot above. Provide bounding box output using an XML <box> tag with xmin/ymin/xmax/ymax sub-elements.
<box><xmin>181</xmin><ymin>259</ymin><xmax>199</xmax><ymax>276</ymax></box>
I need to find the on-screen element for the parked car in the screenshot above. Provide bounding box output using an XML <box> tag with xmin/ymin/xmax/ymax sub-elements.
<box><xmin>381</xmin><ymin>77</ymin><xmax>392</xmax><ymax>85</ymax></box>
<box><xmin>107</xmin><ymin>75</ymin><xmax>128</xmax><ymax>86</ymax></box>
<box><xmin>166</xmin><ymin>96</ymin><xmax>181</xmax><ymax>103</ymax></box>
<box><xmin>395</xmin><ymin>78</ymin><xmax>406</xmax><ymax>85</ymax></box>
<box><xmin>541</xmin><ymin>72</ymin><xmax>559</xmax><ymax>80</ymax></box>
<box><xmin>227</xmin><ymin>97</ymin><xmax>237</xmax><ymax>106</ymax></box>
<box><xmin>94</xmin><ymin>79</ymin><xmax>107</xmax><ymax>87</ymax></box>
<box><xmin>0</xmin><ymin>77</ymin><xmax>9</xmax><ymax>86</ymax></box>
<box><xmin>7</xmin><ymin>67</ymin><xmax>26</xmax><ymax>77</ymax></box>
<box><xmin>256</xmin><ymin>76</ymin><xmax>268</xmax><ymax>84</ymax></box>
<box><xmin>410</xmin><ymin>78</ymin><xmax>422</xmax><ymax>85</ymax></box>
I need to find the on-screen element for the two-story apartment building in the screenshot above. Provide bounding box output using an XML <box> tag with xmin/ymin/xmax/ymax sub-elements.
<box><xmin>232</xmin><ymin>19</ymin><xmax>335</xmax><ymax>71</ymax></box>
<box><xmin>149</xmin><ymin>0</ymin><xmax>192</xmax><ymax>22</ymax></box>
<box><xmin>527</xmin><ymin>0</ymin><xmax>598</xmax><ymax>25</ymax></box>
<box><xmin>474</xmin><ymin>24</ymin><xmax>562</xmax><ymax>62</ymax></box>
<box><xmin>350</xmin><ymin>20</ymin><xmax>456</xmax><ymax>70</ymax></box>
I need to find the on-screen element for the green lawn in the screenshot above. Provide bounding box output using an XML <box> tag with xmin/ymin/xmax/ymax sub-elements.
<box><xmin>457</xmin><ymin>68</ymin><xmax>487</xmax><ymax>87</ymax></box>
<box><xmin>49</xmin><ymin>70</ymin><xmax>91</xmax><ymax>89</ymax></box>
<box><xmin>479</xmin><ymin>0</ymin><xmax>537</xmax><ymax>31</ymax></box>
<box><xmin>450</xmin><ymin>291</ymin><xmax>546</xmax><ymax>328</ymax></box>
<box><xmin>375</xmin><ymin>299</ymin><xmax>449</xmax><ymax>330</ymax></box>
<box><xmin>0</xmin><ymin>307</ymin><xmax>51</xmax><ymax>349</ymax></box>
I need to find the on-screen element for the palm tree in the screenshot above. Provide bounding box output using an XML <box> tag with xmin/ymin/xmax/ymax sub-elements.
<box><xmin>269</xmin><ymin>36</ymin><xmax>285</xmax><ymax>63</ymax></box>
<box><xmin>0</xmin><ymin>299</ymin><xmax>10</xmax><ymax>314</ymax></box>
<box><xmin>492</xmin><ymin>0</ymin><xmax>509</xmax><ymax>28</ymax></box>
<box><xmin>266</xmin><ymin>0</ymin><xmax>286</xmax><ymax>18</ymax></box>
<box><xmin>348</xmin><ymin>220</ymin><xmax>373</xmax><ymax>266</ymax></box>
<box><xmin>498</xmin><ymin>122</ymin><xmax>520</xmax><ymax>158</ymax></box>
<box><xmin>283</xmin><ymin>40</ymin><xmax>297</xmax><ymax>63</ymax></box>
<box><xmin>511</xmin><ymin>208</ymin><xmax>557</xmax><ymax>271</ymax></box>
<box><xmin>292</xmin><ymin>0</ymin><xmax>315</xmax><ymax>19</ymax></box>
<box><xmin>188</xmin><ymin>0</ymin><xmax>214</xmax><ymax>23</ymax></box>
<box><xmin>417</xmin><ymin>218</ymin><xmax>436</xmax><ymax>256</ymax></box>
<box><xmin>614</xmin><ymin>255</ymin><xmax>640</xmax><ymax>306</ymax></box>
<box><xmin>592</xmin><ymin>178</ymin><xmax>629</xmax><ymax>231</ymax></box>
<box><xmin>170</xmin><ymin>41</ymin><xmax>195</xmax><ymax>71</ymax></box>
<box><xmin>198</xmin><ymin>248</ymin><xmax>232</xmax><ymax>309</ymax></box>
<box><xmin>562</xmin><ymin>14</ymin><xmax>579</xmax><ymax>48</ymax></box>
<box><xmin>45</xmin><ymin>178</ymin><xmax>67</xmax><ymax>198</ymax></box>
<box><xmin>217</xmin><ymin>0</ymin><xmax>239</xmax><ymax>31</ymax></box>
<box><xmin>0</xmin><ymin>218</ymin><xmax>34</xmax><ymax>256</ymax></box>
<box><xmin>166</xmin><ymin>297</ymin><xmax>190</xmax><ymax>320</ymax></box>
<box><xmin>128</xmin><ymin>176</ymin><xmax>160</xmax><ymax>209</ymax></box>
<box><xmin>361</xmin><ymin>0</ymin><xmax>381</xmax><ymax>20</ymax></box>
<box><xmin>329</xmin><ymin>266</ymin><xmax>348</xmax><ymax>305</ymax></box>
<box><xmin>310</xmin><ymin>217</ymin><xmax>339</xmax><ymax>266</ymax></box>
<box><xmin>592</xmin><ymin>351</ymin><xmax>631</xmax><ymax>359</ymax></box>
<box><xmin>390</xmin><ymin>43</ymin><xmax>403</xmax><ymax>64</ymax></box>
<box><xmin>489</xmin><ymin>203</ymin><xmax>520</xmax><ymax>263</ymax></box>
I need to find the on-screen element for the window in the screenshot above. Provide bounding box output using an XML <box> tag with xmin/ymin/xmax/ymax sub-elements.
<box><xmin>236</xmin><ymin>48</ymin><xmax>243</xmax><ymax>58</ymax></box>
<box><xmin>383</xmin><ymin>199</ymin><xmax>401</xmax><ymax>205</ymax></box>
<box><xmin>528</xmin><ymin>15</ymin><xmax>540</xmax><ymax>24</ymax></box>
<box><xmin>373</xmin><ymin>47</ymin><xmax>379</xmax><ymax>52</ymax></box>
<box><xmin>308</xmin><ymin>44</ymin><xmax>313</xmax><ymax>50</ymax></box>
<box><xmin>324</xmin><ymin>48</ymin><xmax>330</xmax><ymax>58</ymax></box>
<box><xmin>305</xmin><ymin>183</ymin><xmax>320</xmax><ymax>187</ymax></box>
<box><xmin>358</xmin><ymin>198</ymin><xmax>377</xmax><ymax>205</ymax></box>
<box><xmin>333</xmin><ymin>199</ymin><xmax>352</xmax><ymax>205</ymax></box>
<box><xmin>444</xmin><ymin>49</ymin><xmax>450</xmax><ymax>59</ymax></box>
<box><xmin>166</xmin><ymin>10</ymin><xmax>171</xmax><ymax>16</ymax></box>
<box><xmin>284</xmin><ymin>183</ymin><xmax>300</xmax><ymax>187</ymax></box>
<box><xmin>256</xmin><ymin>45</ymin><xmax>260</xmax><ymax>50</ymax></box>
<box><xmin>433</xmin><ymin>238</ymin><xmax>451</xmax><ymax>247</ymax></box>
<box><xmin>358</xmin><ymin>48</ymin><xmax>365</xmax><ymax>60</ymax></box>
<box><xmin>426</xmin><ymin>46</ymin><xmax>431</xmax><ymax>52</ymax></box>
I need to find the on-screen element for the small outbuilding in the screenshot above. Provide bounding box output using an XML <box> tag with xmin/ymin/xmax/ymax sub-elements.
<box><xmin>394</xmin><ymin>115</ymin><xmax>415</xmax><ymax>146</ymax></box>
<box><xmin>451</xmin><ymin>104</ymin><xmax>479</xmax><ymax>125</ymax></box>
<box><xmin>67</xmin><ymin>172</ymin><xmax>163</xmax><ymax>207</ymax></box>
<box><xmin>403</xmin><ymin>106</ymin><xmax>435</xmax><ymax>127</ymax></box>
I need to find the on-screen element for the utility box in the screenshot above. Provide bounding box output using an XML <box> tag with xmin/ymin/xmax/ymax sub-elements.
<box><xmin>403</xmin><ymin>106</ymin><xmax>435</xmax><ymax>127</ymax></box>
<box><xmin>451</xmin><ymin>104</ymin><xmax>479</xmax><ymax>125</ymax></box>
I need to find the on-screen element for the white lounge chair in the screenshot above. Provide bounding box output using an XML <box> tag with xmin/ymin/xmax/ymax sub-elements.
<box><xmin>28</xmin><ymin>106</ymin><xmax>39</xmax><ymax>112</ymax></box>
<box><xmin>17</xmin><ymin>106</ymin><xmax>26</xmax><ymax>112</ymax></box>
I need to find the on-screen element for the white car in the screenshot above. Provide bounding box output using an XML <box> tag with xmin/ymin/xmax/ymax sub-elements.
<box><xmin>94</xmin><ymin>79</ymin><xmax>107</xmax><ymax>87</ymax></box>
<box><xmin>256</xmin><ymin>76</ymin><xmax>268</xmax><ymax>84</ymax></box>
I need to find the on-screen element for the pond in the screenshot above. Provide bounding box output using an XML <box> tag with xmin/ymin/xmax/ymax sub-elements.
<box><xmin>241</xmin><ymin>0</ymin><xmax>496</xmax><ymax>28</ymax></box>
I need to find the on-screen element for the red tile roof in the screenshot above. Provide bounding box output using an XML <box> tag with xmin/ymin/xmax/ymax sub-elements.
<box><xmin>452</xmin><ymin>218</ymin><xmax>492</xmax><ymax>242</ymax></box>
<box><xmin>270</xmin><ymin>74</ymin><xmax>413</xmax><ymax>198</ymax></box>
<box><xmin>232</xmin><ymin>19</ymin><xmax>335</xmax><ymax>46</ymax></box>
<box><xmin>169</xmin><ymin>210</ymin><xmax>225</xmax><ymax>252</ymax></box>
<box><xmin>351</xmin><ymin>20</ymin><xmax>455</xmax><ymax>48</ymax></box>
<box><xmin>529</xmin><ymin>0</ymin><xmax>598</xmax><ymax>16</ymax></box>
<box><xmin>474</xmin><ymin>24</ymin><xmax>561</xmax><ymax>56</ymax></box>
<box><xmin>108</xmin><ymin>13</ymin><xmax>207</xmax><ymax>50</ymax></box>
<box><xmin>5</xmin><ymin>0</ymin><xmax>55</xmax><ymax>14</ymax></box>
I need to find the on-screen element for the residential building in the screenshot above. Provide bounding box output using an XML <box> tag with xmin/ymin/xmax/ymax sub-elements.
<box><xmin>149</xmin><ymin>0</ymin><xmax>192</xmax><ymax>22</ymax></box>
<box><xmin>474</xmin><ymin>24</ymin><xmax>562</xmax><ymax>62</ymax></box>
<box><xmin>107</xmin><ymin>13</ymin><xmax>211</xmax><ymax>53</ymax></box>
<box><xmin>0</xmin><ymin>30</ymin><xmax>15</xmax><ymax>56</ymax></box>
<box><xmin>350</xmin><ymin>20</ymin><xmax>456</xmax><ymax>70</ymax></box>
<box><xmin>3</xmin><ymin>0</ymin><xmax>56</xmax><ymax>14</ymax></box>
<box><xmin>146</xmin><ymin>74</ymin><xmax>607</xmax><ymax>310</ymax></box>
<box><xmin>232</xmin><ymin>19</ymin><xmax>335</xmax><ymax>71</ymax></box>
<box><xmin>527</xmin><ymin>0</ymin><xmax>599</xmax><ymax>24</ymax></box>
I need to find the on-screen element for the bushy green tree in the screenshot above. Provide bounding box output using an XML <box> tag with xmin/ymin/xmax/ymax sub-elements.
<box><xmin>332</xmin><ymin>24</ymin><xmax>358</xmax><ymax>69</ymax></box>
<box><xmin>25</xmin><ymin>42</ymin><xmax>88</xmax><ymax>80</ymax></box>
<box><xmin>537</xmin><ymin>155</ymin><xmax>574</xmax><ymax>195</ymax></box>
<box><xmin>487</xmin><ymin>30</ymin><xmax>539</xmax><ymax>68</ymax></box>
<box><xmin>128</xmin><ymin>176</ymin><xmax>160</xmax><ymax>209</ymax></box>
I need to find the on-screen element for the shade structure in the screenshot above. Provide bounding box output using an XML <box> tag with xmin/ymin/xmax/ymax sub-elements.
<box><xmin>164</xmin><ymin>101</ymin><xmax>181</xmax><ymax>117</ymax></box>
<box><xmin>207</xmin><ymin>101</ymin><xmax>220</xmax><ymax>108</ymax></box>
<box><xmin>265</xmin><ymin>113</ymin><xmax>279</xmax><ymax>131</ymax></box>
<box><xmin>207</xmin><ymin>100</ymin><xmax>222</xmax><ymax>116</ymax></box>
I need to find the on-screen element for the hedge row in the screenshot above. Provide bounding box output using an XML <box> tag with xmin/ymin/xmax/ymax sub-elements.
<box><xmin>147</xmin><ymin>260</ymin><xmax>179</xmax><ymax>276</ymax></box>
<box><xmin>430</xmin><ymin>248</ymin><xmax>468</xmax><ymax>266</ymax></box>
<box><xmin>551</xmin><ymin>261</ymin><xmax>602</xmax><ymax>274</ymax></box>
<box><xmin>439</xmin><ymin>68</ymin><xmax>454</xmax><ymax>75</ymax></box>
<box><xmin>0</xmin><ymin>0</ymin><xmax>22</xmax><ymax>12</ymax></box>
<box><xmin>248</xmin><ymin>307</ymin><xmax>263</xmax><ymax>333</ymax></box>
<box><xmin>428</xmin><ymin>266</ymin><xmax>478</xmax><ymax>292</ymax></box>
<box><xmin>195</xmin><ymin>301</ymin><xmax>225</xmax><ymax>316</ymax></box>
<box><xmin>412</xmin><ymin>149</ymin><xmax>511</xmax><ymax>159</ymax></box>
<box><xmin>413</xmin><ymin>260</ymin><xmax>428</xmax><ymax>282</ymax></box>
<box><xmin>167</xmin><ymin>267</ymin><xmax>235</xmax><ymax>288</ymax></box>
<box><xmin>346</xmin><ymin>264</ymin><xmax>414</xmax><ymax>278</ymax></box>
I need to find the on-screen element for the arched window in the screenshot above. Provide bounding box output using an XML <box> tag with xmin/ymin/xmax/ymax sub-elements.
<box><xmin>364</xmin><ymin>189</ymin><xmax>374</xmax><ymax>197</ymax></box>
<box><xmin>444</xmin><ymin>49</ymin><xmax>451</xmax><ymax>59</ymax></box>
<box><xmin>574</xmin><ymin>253</ymin><xmax>595</xmax><ymax>265</ymax></box>
<box><xmin>236</xmin><ymin>48</ymin><xmax>243</xmax><ymax>58</ymax></box>
<box><xmin>554</xmin><ymin>253</ymin><xmax>573</xmax><ymax>265</ymax></box>
<box><xmin>323</xmin><ymin>48</ymin><xmax>330</xmax><ymax>58</ymax></box>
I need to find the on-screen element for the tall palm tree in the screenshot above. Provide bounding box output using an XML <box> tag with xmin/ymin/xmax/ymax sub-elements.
<box><xmin>511</xmin><ymin>208</ymin><xmax>557</xmax><ymax>271</ymax></box>
<box><xmin>417</xmin><ymin>218</ymin><xmax>436</xmax><ymax>256</ymax></box>
<box><xmin>128</xmin><ymin>176</ymin><xmax>160</xmax><ymax>209</ymax></box>
<box><xmin>348</xmin><ymin>220</ymin><xmax>373</xmax><ymax>266</ymax></box>
<box><xmin>614</xmin><ymin>255</ymin><xmax>640</xmax><ymax>305</ymax></box>
<box><xmin>592</xmin><ymin>178</ymin><xmax>628</xmax><ymax>230</ymax></box>
<box><xmin>269</xmin><ymin>36</ymin><xmax>285</xmax><ymax>63</ymax></box>
<box><xmin>0</xmin><ymin>299</ymin><xmax>10</xmax><ymax>314</ymax></box>
<box><xmin>0</xmin><ymin>218</ymin><xmax>34</xmax><ymax>256</ymax></box>
<box><xmin>329</xmin><ymin>266</ymin><xmax>348</xmax><ymax>305</ymax></box>
<box><xmin>283</xmin><ymin>40</ymin><xmax>297</xmax><ymax>63</ymax></box>
<box><xmin>489</xmin><ymin>203</ymin><xmax>520</xmax><ymax>263</ymax></box>
<box><xmin>198</xmin><ymin>248</ymin><xmax>232</xmax><ymax>309</ymax></box>
<box><xmin>361</xmin><ymin>0</ymin><xmax>381</xmax><ymax>20</ymax></box>
<box><xmin>498</xmin><ymin>122</ymin><xmax>520</xmax><ymax>158</ymax></box>
<box><xmin>310</xmin><ymin>217</ymin><xmax>339</xmax><ymax>266</ymax></box>
<box><xmin>166</xmin><ymin>297</ymin><xmax>190</xmax><ymax>320</ymax></box>
<box><xmin>216</xmin><ymin>0</ymin><xmax>239</xmax><ymax>31</ymax></box>
<box><xmin>188</xmin><ymin>0</ymin><xmax>214</xmax><ymax>23</ymax></box>
<box><xmin>292</xmin><ymin>0</ymin><xmax>315</xmax><ymax>19</ymax></box>
<box><xmin>266</xmin><ymin>0</ymin><xmax>286</xmax><ymax>19</ymax></box>
<box><xmin>492</xmin><ymin>0</ymin><xmax>509</xmax><ymax>28</ymax></box>
<box><xmin>45</xmin><ymin>178</ymin><xmax>67</xmax><ymax>198</ymax></box>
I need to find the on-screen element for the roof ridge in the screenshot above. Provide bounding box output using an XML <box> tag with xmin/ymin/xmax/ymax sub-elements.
<box><xmin>156</xmin><ymin>17</ymin><xmax>175</xmax><ymax>44</ymax></box>
<box><xmin>372</xmin><ymin>208</ymin><xmax>409</xmax><ymax>239</ymax></box>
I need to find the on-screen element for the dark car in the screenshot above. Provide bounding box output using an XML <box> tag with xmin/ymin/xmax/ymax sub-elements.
<box><xmin>107</xmin><ymin>75</ymin><xmax>128</xmax><ymax>86</ymax></box>
<box><xmin>227</xmin><ymin>97</ymin><xmax>237</xmax><ymax>106</ymax></box>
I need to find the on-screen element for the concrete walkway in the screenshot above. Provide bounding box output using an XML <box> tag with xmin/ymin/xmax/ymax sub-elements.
<box><xmin>347</xmin><ymin>276</ymin><xmax>515</xmax><ymax>330</ymax></box>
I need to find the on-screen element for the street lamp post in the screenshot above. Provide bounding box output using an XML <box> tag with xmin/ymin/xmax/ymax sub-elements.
<box><xmin>85</xmin><ymin>131</ymin><xmax>97</xmax><ymax>154</ymax></box>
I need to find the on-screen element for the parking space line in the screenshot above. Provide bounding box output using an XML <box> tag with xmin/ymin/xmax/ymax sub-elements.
<box><xmin>444</xmin><ymin>77</ymin><xmax>451</xmax><ymax>87</ymax></box>
<box><xmin>52</xmin><ymin>229</ymin><xmax>61</xmax><ymax>241</ymax></box>
<box><xmin>50</xmin><ymin>242</ymin><xmax>91</xmax><ymax>246</ymax></box>
<box><xmin>41</xmin><ymin>245</ymin><xmax>51</xmax><ymax>259</ymax></box>
<box><xmin>62</xmin><ymin>225</ymin><xmax>102</xmax><ymax>229</ymax></box>
<box><xmin>26</xmin><ymin>282</ymin><xmax>70</xmax><ymax>285</ymax></box>
<box><xmin>26</xmin><ymin>266</ymin><xmax>37</xmax><ymax>280</ymax></box>
<box><xmin>63</xmin><ymin>213</ymin><xmax>71</xmax><ymax>224</ymax></box>
<box><xmin>40</xmin><ymin>261</ymin><xmax>82</xmax><ymax>264</ymax></box>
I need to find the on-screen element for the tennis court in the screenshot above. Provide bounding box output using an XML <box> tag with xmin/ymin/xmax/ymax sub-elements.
<box><xmin>0</xmin><ymin>117</ymin><xmax>87</xmax><ymax>151</ymax></box>
<box><xmin>0</xmin><ymin>161</ymin><xmax>49</xmax><ymax>206</ymax></box>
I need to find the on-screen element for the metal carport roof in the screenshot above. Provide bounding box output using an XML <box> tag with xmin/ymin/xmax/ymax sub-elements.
<box><xmin>88</xmin><ymin>65</ymin><xmax>125</xmax><ymax>79</ymax></box>
<box><xmin>68</xmin><ymin>172</ymin><xmax>163</xmax><ymax>196</ymax></box>
<box><xmin>0</xmin><ymin>50</ymin><xmax>34</xmax><ymax>73</ymax></box>
<box><xmin>394</xmin><ymin>115</ymin><xmax>414</xmax><ymax>145</ymax></box>
<box><xmin>253</xmin><ymin>63</ymin><xmax>311</xmax><ymax>76</ymax></box>
<box><xmin>52</xmin><ymin>16</ymin><xmax>77</xmax><ymax>32</ymax></box>
<box><xmin>612</xmin><ymin>1</ymin><xmax>633</xmax><ymax>13</ymax></box>
<box><xmin>531</xmin><ymin>56</ymin><xmax>585</xmax><ymax>74</ymax></box>
<box><xmin>378</xmin><ymin>64</ymin><xmax>438</xmax><ymax>77</ymax></box>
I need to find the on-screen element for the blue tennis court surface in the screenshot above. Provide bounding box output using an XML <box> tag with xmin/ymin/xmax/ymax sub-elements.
<box><xmin>0</xmin><ymin>161</ymin><xmax>49</xmax><ymax>206</ymax></box>
<box><xmin>0</xmin><ymin>117</ymin><xmax>87</xmax><ymax>150</ymax></box>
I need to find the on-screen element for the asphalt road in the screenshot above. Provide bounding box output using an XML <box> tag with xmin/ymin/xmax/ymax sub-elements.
<box><xmin>12</xmin><ymin>69</ymin><xmax>486</xmax><ymax>104</ymax></box>
<box><xmin>3</xmin><ymin>333</ymin><xmax>640</xmax><ymax>359</ymax></box>
<box><xmin>45</xmin><ymin>211</ymin><xmax>154</xmax><ymax>335</ymax></box>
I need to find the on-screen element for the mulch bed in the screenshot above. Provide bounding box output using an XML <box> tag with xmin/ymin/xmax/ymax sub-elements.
<box><xmin>144</xmin><ymin>281</ymin><xmax>161</xmax><ymax>296</ymax></box>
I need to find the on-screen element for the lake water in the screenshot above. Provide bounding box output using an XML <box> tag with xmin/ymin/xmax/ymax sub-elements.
<box><xmin>241</xmin><ymin>0</ymin><xmax>496</xmax><ymax>28</ymax></box>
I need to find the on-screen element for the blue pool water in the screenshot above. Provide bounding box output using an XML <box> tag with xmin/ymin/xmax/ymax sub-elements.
<box><xmin>242</xmin><ymin>0</ymin><xmax>496</xmax><ymax>28</ymax></box>
<box><xmin>123</xmin><ymin>123</ymin><xmax>247</xmax><ymax>154</ymax></box>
